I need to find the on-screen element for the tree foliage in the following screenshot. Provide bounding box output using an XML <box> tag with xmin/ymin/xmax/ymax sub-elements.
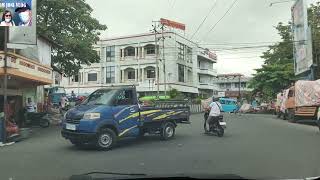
<box><xmin>249</xmin><ymin>23</ymin><xmax>295</xmax><ymax>101</ymax></box>
<box><xmin>37</xmin><ymin>0</ymin><xmax>107</xmax><ymax>76</ymax></box>
<box><xmin>249</xmin><ymin>2</ymin><xmax>320</xmax><ymax>101</ymax></box>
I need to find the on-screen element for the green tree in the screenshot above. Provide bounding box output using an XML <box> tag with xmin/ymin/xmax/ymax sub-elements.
<box><xmin>168</xmin><ymin>88</ymin><xmax>179</xmax><ymax>99</ymax></box>
<box><xmin>37</xmin><ymin>0</ymin><xmax>107</xmax><ymax>76</ymax></box>
<box><xmin>249</xmin><ymin>22</ymin><xmax>295</xmax><ymax>101</ymax></box>
<box><xmin>250</xmin><ymin>2</ymin><xmax>320</xmax><ymax>101</ymax></box>
<box><xmin>308</xmin><ymin>2</ymin><xmax>320</xmax><ymax>79</ymax></box>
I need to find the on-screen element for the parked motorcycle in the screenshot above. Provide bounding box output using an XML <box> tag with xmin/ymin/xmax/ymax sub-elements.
<box><xmin>25</xmin><ymin>112</ymin><xmax>50</xmax><ymax>128</ymax></box>
<box><xmin>204</xmin><ymin>110</ymin><xmax>226</xmax><ymax>137</ymax></box>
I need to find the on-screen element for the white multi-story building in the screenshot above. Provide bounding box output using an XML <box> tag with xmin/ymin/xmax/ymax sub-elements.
<box><xmin>61</xmin><ymin>32</ymin><xmax>217</xmax><ymax>98</ymax></box>
<box><xmin>212</xmin><ymin>73</ymin><xmax>252</xmax><ymax>98</ymax></box>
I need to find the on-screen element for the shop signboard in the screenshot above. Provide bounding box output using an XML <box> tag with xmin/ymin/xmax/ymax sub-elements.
<box><xmin>292</xmin><ymin>0</ymin><xmax>313</xmax><ymax>75</ymax></box>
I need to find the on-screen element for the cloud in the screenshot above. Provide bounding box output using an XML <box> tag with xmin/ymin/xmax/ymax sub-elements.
<box><xmin>85</xmin><ymin>0</ymin><xmax>317</xmax><ymax>75</ymax></box>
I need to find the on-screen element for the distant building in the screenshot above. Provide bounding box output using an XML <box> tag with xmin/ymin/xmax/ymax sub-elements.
<box><xmin>213</xmin><ymin>73</ymin><xmax>252</xmax><ymax>99</ymax></box>
<box><xmin>61</xmin><ymin>32</ymin><xmax>218</xmax><ymax>98</ymax></box>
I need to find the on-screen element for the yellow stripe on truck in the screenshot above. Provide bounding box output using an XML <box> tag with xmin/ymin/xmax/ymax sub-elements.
<box><xmin>119</xmin><ymin>125</ymin><xmax>138</xmax><ymax>137</ymax></box>
<box><xmin>152</xmin><ymin>111</ymin><xmax>183</xmax><ymax>120</ymax></box>
<box><xmin>119</xmin><ymin>110</ymin><xmax>161</xmax><ymax>123</ymax></box>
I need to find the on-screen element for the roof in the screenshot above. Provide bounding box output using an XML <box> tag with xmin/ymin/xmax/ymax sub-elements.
<box><xmin>100</xmin><ymin>31</ymin><xmax>199</xmax><ymax>46</ymax></box>
<box><xmin>220</xmin><ymin>97</ymin><xmax>237</xmax><ymax>101</ymax></box>
<box><xmin>217</xmin><ymin>73</ymin><xmax>244</xmax><ymax>77</ymax></box>
<box><xmin>98</xmin><ymin>85</ymin><xmax>136</xmax><ymax>90</ymax></box>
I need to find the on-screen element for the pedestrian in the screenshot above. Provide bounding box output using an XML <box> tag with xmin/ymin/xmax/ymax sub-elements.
<box><xmin>0</xmin><ymin>10</ymin><xmax>15</xmax><ymax>26</ymax></box>
<box><xmin>15</xmin><ymin>3</ymin><xmax>32</xmax><ymax>26</ymax></box>
<box><xmin>71</xmin><ymin>91</ymin><xmax>76</xmax><ymax>101</ymax></box>
<box><xmin>24</xmin><ymin>97</ymin><xmax>37</xmax><ymax>126</ymax></box>
<box><xmin>204</xmin><ymin>97</ymin><xmax>222</xmax><ymax>133</ymax></box>
<box><xmin>60</xmin><ymin>94</ymin><xmax>68</xmax><ymax>114</ymax></box>
<box><xmin>25</xmin><ymin>97</ymin><xmax>36</xmax><ymax>113</ymax></box>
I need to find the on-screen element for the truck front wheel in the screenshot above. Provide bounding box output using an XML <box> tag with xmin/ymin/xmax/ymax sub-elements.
<box><xmin>96</xmin><ymin>128</ymin><xmax>117</xmax><ymax>150</ymax></box>
<box><xmin>161</xmin><ymin>122</ymin><xmax>175</xmax><ymax>140</ymax></box>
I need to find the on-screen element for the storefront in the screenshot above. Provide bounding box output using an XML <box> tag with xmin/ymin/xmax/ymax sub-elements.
<box><xmin>0</xmin><ymin>51</ymin><xmax>53</xmax><ymax>141</ymax></box>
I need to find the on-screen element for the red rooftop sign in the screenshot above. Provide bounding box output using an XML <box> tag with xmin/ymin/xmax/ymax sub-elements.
<box><xmin>160</xmin><ymin>18</ymin><xmax>186</xmax><ymax>31</ymax></box>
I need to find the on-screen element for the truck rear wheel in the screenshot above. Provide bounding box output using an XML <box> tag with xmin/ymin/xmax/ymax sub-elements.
<box><xmin>288</xmin><ymin>110</ymin><xmax>296</xmax><ymax>123</ymax></box>
<box><xmin>96</xmin><ymin>128</ymin><xmax>117</xmax><ymax>150</ymax></box>
<box><xmin>160</xmin><ymin>122</ymin><xmax>175</xmax><ymax>140</ymax></box>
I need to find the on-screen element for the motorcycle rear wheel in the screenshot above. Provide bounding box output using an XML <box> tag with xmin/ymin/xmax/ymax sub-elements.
<box><xmin>217</xmin><ymin>127</ymin><xmax>224</xmax><ymax>137</ymax></box>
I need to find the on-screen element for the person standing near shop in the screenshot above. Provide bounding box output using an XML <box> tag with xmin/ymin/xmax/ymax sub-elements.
<box><xmin>26</xmin><ymin>98</ymin><xmax>37</xmax><ymax>113</ymax></box>
<box><xmin>60</xmin><ymin>95</ymin><xmax>68</xmax><ymax>114</ymax></box>
<box><xmin>24</xmin><ymin>98</ymin><xmax>37</xmax><ymax>125</ymax></box>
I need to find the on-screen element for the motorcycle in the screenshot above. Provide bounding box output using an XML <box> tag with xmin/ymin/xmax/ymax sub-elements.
<box><xmin>25</xmin><ymin>112</ymin><xmax>50</xmax><ymax>128</ymax></box>
<box><xmin>204</xmin><ymin>110</ymin><xmax>226</xmax><ymax>137</ymax></box>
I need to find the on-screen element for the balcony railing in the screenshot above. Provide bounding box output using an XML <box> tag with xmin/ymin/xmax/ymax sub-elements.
<box><xmin>198</xmin><ymin>68</ymin><xmax>217</xmax><ymax>76</ymax></box>
<box><xmin>197</xmin><ymin>51</ymin><xmax>217</xmax><ymax>63</ymax></box>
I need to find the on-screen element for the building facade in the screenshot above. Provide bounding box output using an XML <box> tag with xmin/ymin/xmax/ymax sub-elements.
<box><xmin>61</xmin><ymin>32</ymin><xmax>217</xmax><ymax>98</ymax></box>
<box><xmin>213</xmin><ymin>73</ymin><xmax>252</xmax><ymax>99</ymax></box>
<box><xmin>0</xmin><ymin>36</ymin><xmax>54</xmax><ymax>119</ymax></box>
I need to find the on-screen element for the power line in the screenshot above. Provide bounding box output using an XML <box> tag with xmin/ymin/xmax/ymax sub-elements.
<box><xmin>168</xmin><ymin>0</ymin><xmax>176</xmax><ymax>18</ymax></box>
<box><xmin>202</xmin><ymin>0</ymin><xmax>239</xmax><ymax>41</ymax></box>
<box><xmin>220</xmin><ymin>56</ymin><xmax>263</xmax><ymax>59</ymax></box>
<box><xmin>190</xmin><ymin>0</ymin><xmax>218</xmax><ymax>40</ymax></box>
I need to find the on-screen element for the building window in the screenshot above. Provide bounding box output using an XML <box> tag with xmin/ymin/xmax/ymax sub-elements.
<box><xmin>234</xmin><ymin>83</ymin><xmax>239</xmax><ymax>88</ymax></box>
<box><xmin>88</xmin><ymin>73</ymin><xmax>97</xmax><ymax>82</ymax></box>
<box><xmin>72</xmin><ymin>74</ymin><xmax>79</xmax><ymax>82</ymax></box>
<box><xmin>226</xmin><ymin>83</ymin><xmax>231</xmax><ymax>89</ymax></box>
<box><xmin>186</xmin><ymin>46</ymin><xmax>192</xmax><ymax>63</ymax></box>
<box><xmin>106</xmin><ymin>46</ymin><xmax>115</xmax><ymax>62</ymax></box>
<box><xmin>95</xmin><ymin>49</ymin><xmax>100</xmax><ymax>58</ymax></box>
<box><xmin>106</xmin><ymin>66</ymin><xmax>115</xmax><ymax>83</ymax></box>
<box><xmin>219</xmin><ymin>83</ymin><xmax>225</xmax><ymax>89</ymax></box>
<box><xmin>241</xmin><ymin>82</ymin><xmax>247</xmax><ymax>88</ymax></box>
<box><xmin>124</xmin><ymin>46</ymin><xmax>135</xmax><ymax>57</ymax></box>
<box><xmin>177</xmin><ymin>42</ymin><xmax>185</xmax><ymax>60</ymax></box>
<box><xmin>145</xmin><ymin>44</ymin><xmax>155</xmax><ymax>55</ymax></box>
<box><xmin>178</xmin><ymin>64</ymin><xmax>185</xmax><ymax>82</ymax></box>
<box><xmin>127</xmin><ymin>69</ymin><xmax>135</xmax><ymax>80</ymax></box>
<box><xmin>146</xmin><ymin>67</ymin><xmax>155</xmax><ymax>79</ymax></box>
<box><xmin>188</xmin><ymin>69</ymin><xmax>193</xmax><ymax>82</ymax></box>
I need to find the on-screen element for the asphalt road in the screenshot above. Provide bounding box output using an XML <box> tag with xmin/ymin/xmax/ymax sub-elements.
<box><xmin>1</xmin><ymin>113</ymin><xmax>320</xmax><ymax>180</ymax></box>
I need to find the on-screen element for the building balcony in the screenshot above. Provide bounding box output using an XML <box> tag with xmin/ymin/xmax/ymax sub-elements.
<box><xmin>197</xmin><ymin>50</ymin><xmax>217</xmax><ymax>63</ymax></box>
<box><xmin>0</xmin><ymin>52</ymin><xmax>53</xmax><ymax>86</ymax></box>
<box><xmin>197</xmin><ymin>68</ymin><xmax>217</xmax><ymax>76</ymax></box>
<box><xmin>199</xmin><ymin>83</ymin><xmax>214</xmax><ymax>90</ymax></box>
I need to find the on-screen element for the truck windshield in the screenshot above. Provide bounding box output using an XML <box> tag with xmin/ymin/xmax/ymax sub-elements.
<box><xmin>82</xmin><ymin>89</ymin><xmax>118</xmax><ymax>105</ymax></box>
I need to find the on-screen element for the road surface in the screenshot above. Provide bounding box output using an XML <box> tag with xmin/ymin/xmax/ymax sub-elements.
<box><xmin>1</xmin><ymin>113</ymin><xmax>320</xmax><ymax>180</ymax></box>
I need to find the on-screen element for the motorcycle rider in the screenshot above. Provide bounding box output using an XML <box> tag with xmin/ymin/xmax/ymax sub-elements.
<box><xmin>204</xmin><ymin>97</ymin><xmax>223</xmax><ymax>133</ymax></box>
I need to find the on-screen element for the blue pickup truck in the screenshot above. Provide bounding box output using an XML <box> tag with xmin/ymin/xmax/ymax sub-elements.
<box><xmin>61</xmin><ymin>86</ymin><xmax>190</xmax><ymax>150</ymax></box>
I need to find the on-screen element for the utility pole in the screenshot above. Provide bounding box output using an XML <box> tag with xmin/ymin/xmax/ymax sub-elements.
<box><xmin>238</xmin><ymin>75</ymin><xmax>241</xmax><ymax>99</ymax></box>
<box><xmin>160</xmin><ymin>24</ymin><xmax>167</xmax><ymax>98</ymax></box>
<box><xmin>151</xmin><ymin>21</ymin><xmax>160</xmax><ymax>99</ymax></box>
<box><xmin>2</xmin><ymin>26</ymin><xmax>8</xmax><ymax>143</ymax></box>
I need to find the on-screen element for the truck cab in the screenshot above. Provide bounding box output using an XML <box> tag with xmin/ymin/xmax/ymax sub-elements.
<box><xmin>61</xmin><ymin>86</ymin><xmax>190</xmax><ymax>150</ymax></box>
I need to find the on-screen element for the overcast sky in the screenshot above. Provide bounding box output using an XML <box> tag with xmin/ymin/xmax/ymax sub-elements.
<box><xmin>86</xmin><ymin>0</ymin><xmax>318</xmax><ymax>76</ymax></box>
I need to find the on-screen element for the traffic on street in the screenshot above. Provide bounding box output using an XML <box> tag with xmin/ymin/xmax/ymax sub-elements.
<box><xmin>0</xmin><ymin>0</ymin><xmax>320</xmax><ymax>180</ymax></box>
<box><xmin>1</xmin><ymin>113</ymin><xmax>320</xmax><ymax>180</ymax></box>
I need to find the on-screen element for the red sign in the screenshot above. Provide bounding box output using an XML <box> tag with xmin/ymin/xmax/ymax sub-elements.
<box><xmin>160</xmin><ymin>18</ymin><xmax>186</xmax><ymax>31</ymax></box>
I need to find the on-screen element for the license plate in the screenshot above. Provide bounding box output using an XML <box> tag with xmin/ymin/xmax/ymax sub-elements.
<box><xmin>66</xmin><ymin>123</ymin><xmax>76</xmax><ymax>131</ymax></box>
<box><xmin>219</xmin><ymin>122</ymin><xmax>226</xmax><ymax>126</ymax></box>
